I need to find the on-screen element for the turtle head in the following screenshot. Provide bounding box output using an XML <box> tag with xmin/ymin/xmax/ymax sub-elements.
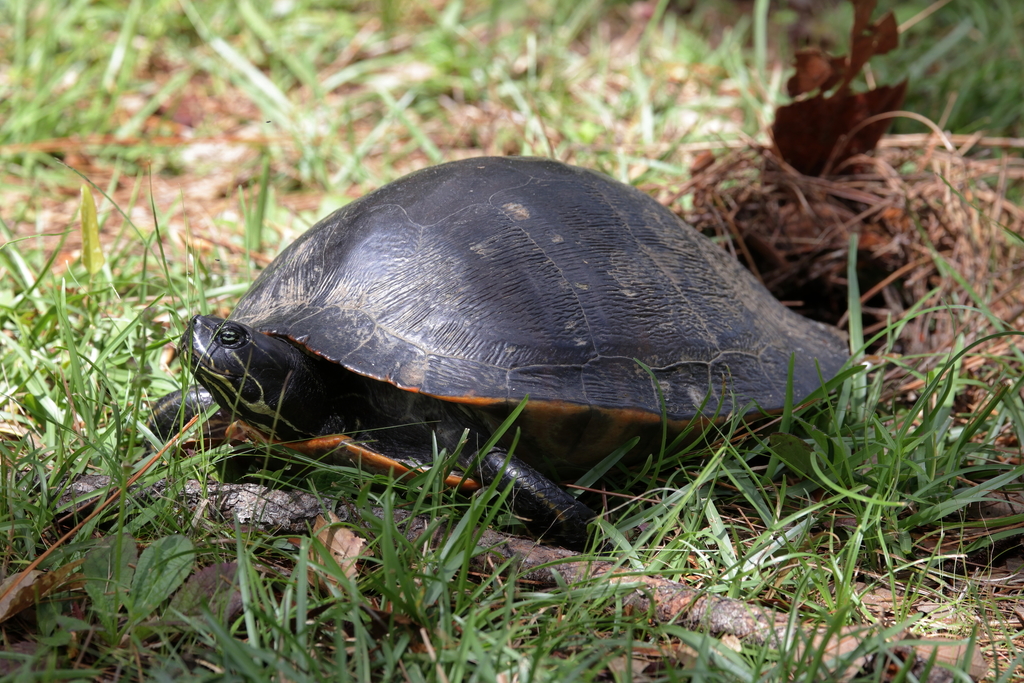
<box><xmin>183</xmin><ymin>315</ymin><xmax>338</xmax><ymax>442</ymax></box>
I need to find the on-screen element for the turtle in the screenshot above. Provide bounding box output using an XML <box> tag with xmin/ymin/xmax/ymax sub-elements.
<box><xmin>153</xmin><ymin>156</ymin><xmax>848</xmax><ymax>550</ymax></box>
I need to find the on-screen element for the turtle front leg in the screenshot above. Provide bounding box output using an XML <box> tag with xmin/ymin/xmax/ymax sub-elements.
<box><xmin>149</xmin><ymin>385</ymin><xmax>234</xmax><ymax>444</ymax></box>
<box><xmin>475</xmin><ymin>448</ymin><xmax>598</xmax><ymax>552</ymax></box>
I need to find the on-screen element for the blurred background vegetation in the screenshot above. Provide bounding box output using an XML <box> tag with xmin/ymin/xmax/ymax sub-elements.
<box><xmin>2</xmin><ymin>0</ymin><xmax>1020</xmax><ymax>186</ymax></box>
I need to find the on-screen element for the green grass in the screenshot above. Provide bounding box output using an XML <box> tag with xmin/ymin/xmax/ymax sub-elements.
<box><xmin>2</xmin><ymin>0</ymin><xmax>1022</xmax><ymax>680</ymax></box>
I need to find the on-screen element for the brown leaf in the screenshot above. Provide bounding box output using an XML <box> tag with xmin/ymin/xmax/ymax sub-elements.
<box><xmin>774</xmin><ymin>0</ymin><xmax>905</xmax><ymax>175</ymax></box>
<box><xmin>0</xmin><ymin>560</ymin><xmax>84</xmax><ymax>624</ymax></box>
<box><xmin>869</xmin><ymin>12</ymin><xmax>899</xmax><ymax>54</ymax></box>
<box><xmin>311</xmin><ymin>513</ymin><xmax>367</xmax><ymax>584</ymax></box>
<box><xmin>720</xmin><ymin>634</ymin><xmax>743</xmax><ymax>652</ymax></box>
<box><xmin>846</xmin><ymin>9</ymin><xmax>899</xmax><ymax>92</ymax></box>
<box><xmin>850</xmin><ymin>0</ymin><xmax>879</xmax><ymax>49</ymax></box>
<box><xmin>787</xmin><ymin>49</ymin><xmax>847</xmax><ymax>97</ymax></box>
<box><xmin>772</xmin><ymin>80</ymin><xmax>907</xmax><ymax>176</ymax></box>
<box><xmin>169</xmin><ymin>562</ymin><xmax>242</xmax><ymax>621</ymax></box>
<box><xmin>0</xmin><ymin>571</ymin><xmax>46</xmax><ymax>624</ymax></box>
<box><xmin>0</xmin><ymin>642</ymin><xmax>39</xmax><ymax>676</ymax></box>
<box><xmin>606</xmin><ymin>655</ymin><xmax>650</xmax><ymax>678</ymax></box>
<box><xmin>169</xmin><ymin>92</ymin><xmax>206</xmax><ymax>129</ymax></box>
<box><xmin>917</xmin><ymin>642</ymin><xmax>988</xmax><ymax>679</ymax></box>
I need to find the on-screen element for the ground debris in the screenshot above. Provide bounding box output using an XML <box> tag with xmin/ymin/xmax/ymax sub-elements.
<box><xmin>677</xmin><ymin>135</ymin><xmax>1023</xmax><ymax>387</ymax></box>
<box><xmin>60</xmin><ymin>475</ymin><xmax>992</xmax><ymax>681</ymax></box>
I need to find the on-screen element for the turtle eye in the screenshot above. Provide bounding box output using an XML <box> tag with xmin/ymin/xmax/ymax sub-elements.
<box><xmin>216</xmin><ymin>325</ymin><xmax>248</xmax><ymax>349</ymax></box>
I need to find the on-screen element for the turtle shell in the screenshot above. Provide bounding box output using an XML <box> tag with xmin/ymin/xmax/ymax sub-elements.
<box><xmin>230</xmin><ymin>157</ymin><xmax>847</xmax><ymax>467</ymax></box>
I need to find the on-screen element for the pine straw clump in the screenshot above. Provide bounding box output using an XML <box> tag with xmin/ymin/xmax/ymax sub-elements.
<box><xmin>677</xmin><ymin>134</ymin><xmax>1023</xmax><ymax>391</ymax></box>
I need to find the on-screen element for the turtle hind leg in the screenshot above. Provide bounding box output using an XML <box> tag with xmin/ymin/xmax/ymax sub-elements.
<box><xmin>315</xmin><ymin>377</ymin><xmax>600</xmax><ymax>550</ymax></box>
<box><xmin>475</xmin><ymin>448</ymin><xmax>598</xmax><ymax>552</ymax></box>
<box><xmin>292</xmin><ymin>419</ymin><xmax>599</xmax><ymax>551</ymax></box>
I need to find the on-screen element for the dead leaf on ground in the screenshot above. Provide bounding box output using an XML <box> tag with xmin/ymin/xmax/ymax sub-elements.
<box><xmin>169</xmin><ymin>561</ymin><xmax>243</xmax><ymax>622</ymax></box>
<box><xmin>720</xmin><ymin>633</ymin><xmax>743</xmax><ymax>652</ymax></box>
<box><xmin>0</xmin><ymin>642</ymin><xmax>39</xmax><ymax>676</ymax></box>
<box><xmin>968</xmin><ymin>490</ymin><xmax>1024</xmax><ymax>519</ymax></box>
<box><xmin>787</xmin><ymin>49</ymin><xmax>848</xmax><ymax>97</ymax></box>
<box><xmin>362</xmin><ymin>605</ymin><xmax>425</xmax><ymax>646</ymax></box>
<box><xmin>923</xmin><ymin>642</ymin><xmax>988</xmax><ymax>680</ymax></box>
<box><xmin>846</xmin><ymin>2</ymin><xmax>899</xmax><ymax>87</ymax></box>
<box><xmin>310</xmin><ymin>512</ymin><xmax>368</xmax><ymax>585</ymax></box>
<box><xmin>773</xmin><ymin>0</ymin><xmax>905</xmax><ymax>176</ymax></box>
<box><xmin>773</xmin><ymin>82</ymin><xmax>907</xmax><ymax>176</ymax></box>
<box><xmin>868</xmin><ymin>643</ymin><xmax>989</xmax><ymax>682</ymax></box>
<box><xmin>606</xmin><ymin>654</ymin><xmax>650</xmax><ymax>679</ymax></box>
<box><xmin>0</xmin><ymin>560</ymin><xmax>84</xmax><ymax>624</ymax></box>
